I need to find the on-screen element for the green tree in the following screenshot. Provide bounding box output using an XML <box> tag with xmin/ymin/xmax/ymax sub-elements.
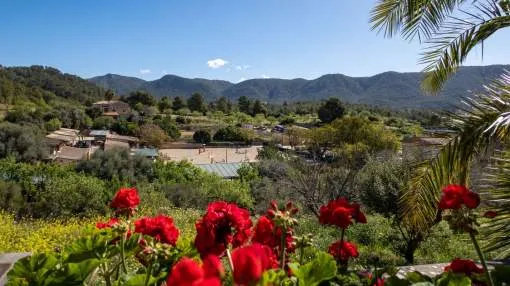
<box><xmin>92</xmin><ymin>116</ymin><xmax>115</xmax><ymax>130</ymax></box>
<box><xmin>193</xmin><ymin>130</ymin><xmax>212</xmax><ymax>144</ymax></box>
<box><xmin>44</xmin><ymin>118</ymin><xmax>62</xmax><ymax>132</ymax></box>
<box><xmin>104</xmin><ymin>89</ymin><xmax>115</xmax><ymax>101</ymax></box>
<box><xmin>215</xmin><ymin>96</ymin><xmax>231</xmax><ymax>114</ymax></box>
<box><xmin>124</xmin><ymin>91</ymin><xmax>156</xmax><ymax>107</ymax></box>
<box><xmin>139</xmin><ymin>123</ymin><xmax>168</xmax><ymax>147</ymax></box>
<box><xmin>154</xmin><ymin>117</ymin><xmax>181</xmax><ymax>139</ymax></box>
<box><xmin>238</xmin><ymin>96</ymin><xmax>251</xmax><ymax>114</ymax></box>
<box><xmin>158</xmin><ymin>96</ymin><xmax>172</xmax><ymax>112</ymax></box>
<box><xmin>252</xmin><ymin>100</ymin><xmax>267</xmax><ymax>116</ymax></box>
<box><xmin>172</xmin><ymin>96</ymin><xmax>186</xmax><ymax>111</ymax></box>
<box><xmin>370</xmin><ymin>0</ymin><xmax>510</xmax><ymax>92</ymax></box>
<box><xmin>318</xmin><ymin>97</ymin><xmax>345</xmax><ymax>123</ymax></box>
<box><xmin>213</xmin><ymin>126</ymin><xmax>252</xmax><ymax>143</ymax></box>
<box><xmin>187</xmin><ymin>93</ymin><xmax>206</xmax><ymax>113</ymax></box>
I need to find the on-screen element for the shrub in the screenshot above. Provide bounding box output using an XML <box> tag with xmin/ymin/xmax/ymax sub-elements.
<box><xmin>0</xmin><ymin>180</ymin><xmax>24</xmax><ymax>214</ymax></box>
<box><xmin>76</xmin><ymin>149</ymin><xmax>155</xmax><ymax>183</ymax></box>
<box><xmin>138</xmin><ymin>123</ymin><xmax>168</xmax><ymax>147</ymax></box>
<box><xmin>92</xmin><ymin>116</ymin><xmax>115</xmax><ymax>130</ymax></box>
<box><xmin>154</xmin><ymin>117</ymin><xmax>181</xmax><ymax>139</ymax></box>
<box><xmin>44</xmin><ymin>118</ymin><xmax>62</xmax><ymax>131</ymax></box>
<box><xmin>192</xmin><ymin>130</ymin><xmax>211</xmax><ymax>144</ymax></box>
<box><xmin>175</xmin><ymin>115</ymin><xmax>191</xmax><ymax>124</ymax></box>
<box><xmin>213</xmin><ymin>126</ymin><xmax>252</xmax><ymax>143</ymax></box>
<box><xmin>0</xmin><ymin>122</ymin><xmax>48</xmax><ymax>162</ymax></box>
<box><xmin>32</xmin><ymin>173</ymin><xmax>110</xmax><ymax>218</ymax></box>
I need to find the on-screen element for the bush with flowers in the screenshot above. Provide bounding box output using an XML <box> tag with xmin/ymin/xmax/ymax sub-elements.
<box><xmin>7</xmin><ymin>186</ymin><xmax>510</xmax><ymax>285</ymax></box>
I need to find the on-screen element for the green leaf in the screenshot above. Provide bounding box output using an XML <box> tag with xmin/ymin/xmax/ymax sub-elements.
<box><xmin>65</xmin><ymin>232</ymin><xmax>111</xmax><ymax>263</ymax></box>
<box><xmin>384</xmin><ymin>276</ymin><xmax>410</xmax><ymax>286</ymax></box>
<box><xmin>289</xmin><ymin>252</ymin><xmax>336</xmax><ymax>286</ymax></box>
<box><xmin>6</xmin><ymin>253</ymin><xmax>59</xmax><ymax>286</ymax></box>
<box><xmin>436</xmin><ymin>272</ymin><xmax>471</xmax><ymax>286</ymax></box>
<box><xmin>257</xmin><ymin>269</ymin><xmax>290</xmax><ymax>286</ymax></box>
<box><xmin>124</xmin><ymin>274</ymin><xmax>159</xmax><ymax>286</ymax></box>
<box><xmin>405</xmin><ymin>271</ymin><xmax>432</xmax><ymax>283</ymax></box>
<box><xmin>411</xmin><ymin>283</ymin><xmax>434</xmax><ymax>286</ymax></box>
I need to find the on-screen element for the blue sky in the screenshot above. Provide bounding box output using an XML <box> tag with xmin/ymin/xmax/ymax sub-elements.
<box><xmin>0</xmin><ymin>1</ymin><xmax>508</xmax><ymax>83</ymax></box>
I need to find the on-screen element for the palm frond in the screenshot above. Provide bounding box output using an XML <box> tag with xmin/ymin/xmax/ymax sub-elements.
<box><xmin>401</xmin><ymin>73</ymin><xmax>510</xmax><ymax>231</ymax></box>
<box><xmin>370</xmin><ymin>0</ymin><xmax>466</xmax><ymax>40</ymax></box>
<box><xmin>420</xmin><ymin>2</ymin><xmax>510</xmax><ymax>92</ymax></box>
<box><xmin>480</xmin><ymin>150</ymin><xmax>510</xmax><ymax>258</ymax></box>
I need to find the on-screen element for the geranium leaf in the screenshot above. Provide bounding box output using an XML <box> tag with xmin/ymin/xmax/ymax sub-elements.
<box><xmin>6</xmin><ymin>253</ymin><xmax>59</xmax><ymax>286</ymax></box>
<box><xmin>65</xmin><ymin>232</ymin><xmax>111</xmax><ymax>263</ymax></box>
<box><xmin>405</xmin><ymin>271</ymin><xmax>432</xmax><ymax>283</ymax></box>
<box><xmin>124</xmin><ymin>274</ymin><xmax>159</xmax><ymax>286</ymax></box>
<box><xmin>436</xmin><ymin>272</ymin><xmax>471</xmax><ymax>286</ymax></box>
<box><xmin>257</xmin><ymin>269</ymin><xmax>289</xmax><ymax>285</ymax></box>
<box><xmin>290</xmin><ymin>252</ymin><xmax>336</xmax><ymax>286</ymax></box>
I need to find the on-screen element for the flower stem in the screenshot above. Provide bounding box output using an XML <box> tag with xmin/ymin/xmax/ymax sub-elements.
<box><xmin>280</xmin><ymin>229</ymin><xmax>287</xmax><ymax>270</ymax></box>
<box><xmin>299</xmin><ymin>243</ymin><xmax>305</xmax><ymax>265</ymax></box>
<box><xmin>340</xmin><ymin>228</ymin><xmax>345</xmax><ymax>244</ymax></box>
<box><xmin>226</xmin><ymin>248</ymin><xmax>235</xmax><ymax>283</ymax></box>
<box><xmin>120</xmin><ymin>231</ymin><xmax>128</xmax><ymax>273</ymax></box>
<box><xmin>469</xmin><ymin>231</ymin><xmax>494</xmax><ymax>286</ymax></box>
<box><xmin>144</xmin><ymin>263</ymin><xmax>153</xmax><ymax>286</ymax></box>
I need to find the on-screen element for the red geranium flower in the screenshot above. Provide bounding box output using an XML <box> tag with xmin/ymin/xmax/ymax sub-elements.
<box><xmin>438</xmin><ymin>185</ymin><xmax>480</xmax><ymax>210</ymax></box>
<box><xmin>375</xmin><ymin>278</ymin><xmax>384</xmax><ymax>286</ymax></box>
<box><xmin>96</xmin><ymin>217</ymin><xmax>119</xmax><ymax>229</ymax></box>
<box><xmin>232</xmin><ymin>243</ymin><xmax>278</xmax><ymax>286</ymax></box>
<box><xmin>110</xmin><ymin>187</ymin><xmax>140</xmax><ymax>211</ymax></box>
<box><xmin>134</xmin><ymin>215</ymin><xmax>179</xmax><ymax>246</ymax></box>
<box><xmin>319</xmin><ymin>198</ymin><xmax>367</xmax><ymax>229</ymax></box>
<box><xmin>444</xmin><ymin>258</ymin><xmax>484</xmax><ymax>276</ymax></box>
<box><xmin>483</xmin><ymin>210</ymin><xmax>498</xmax><ymax>218</ymax></box>
<box><xmin>166</xmin><ymin>256</ymin><xmax>223</xmax><ymax>286</ymax></box>
<box><xmin>328</xmin><ymin>240</ymin><xmax>359</xmax><ymax>263</ymax></box>
<box><xmin>252</xmin><ymin>215</ymin><xmax>295</xmax><ymax>255</ymax></box>
<box><xmin>195</xmin><ymin>201</ymin><xmax>252</xmax><ymax>257</ymax></box>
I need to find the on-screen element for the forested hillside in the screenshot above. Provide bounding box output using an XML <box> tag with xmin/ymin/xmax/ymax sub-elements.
<box><xmin>0</xmin><ymin>65</ymin><xmax>103</xmax><ymax>108</ymax></box>
<box><xmin>89</xmin><ymin>64</ymin><xmax>510</xmax><ymax>108</ymax></box>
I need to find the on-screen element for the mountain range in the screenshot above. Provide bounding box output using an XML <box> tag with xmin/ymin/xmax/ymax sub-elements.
<box><xmin>90</xmin><ymin>64</ymin><xmax>510</xmax><ymax>109</ymax></box>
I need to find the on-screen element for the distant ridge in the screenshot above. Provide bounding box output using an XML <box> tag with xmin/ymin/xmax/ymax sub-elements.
<box><xmin>89</xmin><ymin>65</ymin><xmax>510</xmax><ymax>109</ymax></box>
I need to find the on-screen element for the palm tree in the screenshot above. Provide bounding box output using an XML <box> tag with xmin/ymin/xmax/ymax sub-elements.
<box><xmin>370</xmin><ymin>0</ymin><xmax>510</xmax><ymax>92</ymax></box>
<box><xmin>370</xmin><ymin>0</ymin><xmax>510</xmax><ymax>257</ymax></box>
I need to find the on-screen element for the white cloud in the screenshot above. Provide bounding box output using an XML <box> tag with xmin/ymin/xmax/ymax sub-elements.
<box><xmin>161</xmin><ymin>70</ymin><xmax>168</xmax><ymax>75</ymax></box>
<box><xmin>139</xmin><ymin>69</ymin><xmax>152</xmax><ymax>75</ymax></box>
<box><xmin>235</xmin><ymin>65</ymin><xmax>251</xmax><ymax>71</ymax></box>
<box><xmin>237</xmin><ymin>77</ymin><xmax>247</xmax><ymax>83</ymax></box>
<box><xmin>261</xmin><ymin>74</ymin><xmax>269</xmax><ymax>79</ymax></box>
<box><xmin>207</xmin><ymin>58</ymin><xmax>228</xmax><ymax>69</ymax></box>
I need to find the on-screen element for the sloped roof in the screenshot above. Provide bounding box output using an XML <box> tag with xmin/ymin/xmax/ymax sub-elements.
<box><xmin>107</xmin><ymin>133</ymin><xmax>139</xmax><ymax>142</ymax></box>
<box><xmin>195</xmin><ymin>162</ymin><xmax>245</xmax><ymax>178</ymax></box>
<box><xmin>104</xmin><ymin>140</ymin><xmax>130</xmax><ymax>151</ymax></box>
<box><xmin>132</xmin><ymin>148</ymin><xmax>159</xmax><ymax>157</ymax></box>
<box><xmin>90</xmin><ymin>130</ymin><xmax>110</xmax><ymax>136</ymax></box>
<box><xmin>56</xmin><ymin>146</ymin><xmax>94</xmax><ymax>160</ymax></box>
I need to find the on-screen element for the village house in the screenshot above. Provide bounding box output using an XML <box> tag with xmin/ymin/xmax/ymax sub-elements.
<box><xmin>92</xmin><ymin>100</ymin><xmax>131</xmax><ymax>117</ymax></box>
